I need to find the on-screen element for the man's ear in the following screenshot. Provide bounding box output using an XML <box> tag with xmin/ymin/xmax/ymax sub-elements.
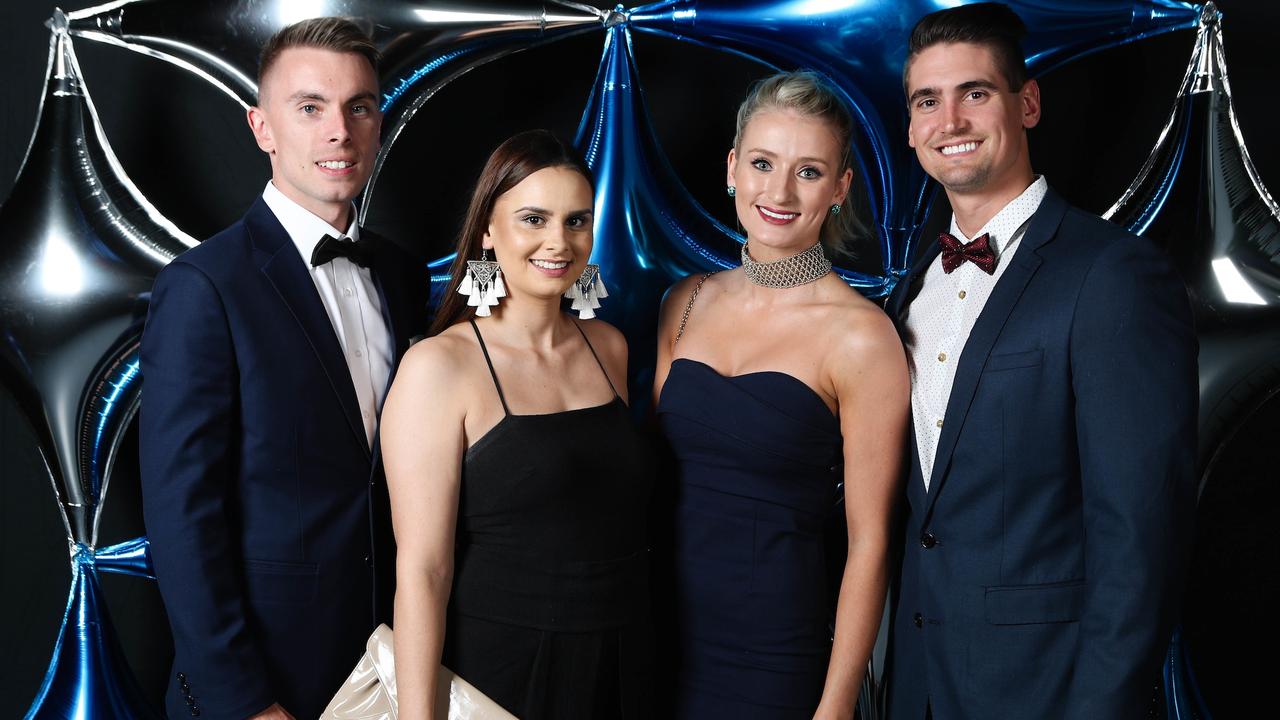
<box><xmin>1020</xmin><ymin>79</ymin><xmax>1042</xmax><ymax>130</ymax></box>
<box><xmin>247</xmin><ymin>105</ymin><xmax>274</xmax><ymax>154</ymax></box>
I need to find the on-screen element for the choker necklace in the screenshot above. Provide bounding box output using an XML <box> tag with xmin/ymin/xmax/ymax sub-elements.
<box><xmin>740</xmin><ymin>241</ymin><xmax>832</xmax><ymax>288</ymax></box>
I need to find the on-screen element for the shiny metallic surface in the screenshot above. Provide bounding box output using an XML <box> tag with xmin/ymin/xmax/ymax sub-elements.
<box><xmin>628</xmin><ymin>0</ymin><xmax>1202</xmax><ymax>293</ymax></box>
<box><xmin>1104</xmin><ymin>2</ymin><xmax>1280</xmax><ymax>317</ymax></box>
<box><xmin>24</xmin><ymin>546</ymin><xmax>159</xmax><ymax>719</ymax></box>
<box><xmin>1100</xmin><ymin>8</ymin><xmax>1280</xmax><ymax>717</ymax></box>
<box><xmin>0</xmin><ymin>17</ymin><xmax>190</xmax><ymax>718</ymax></box>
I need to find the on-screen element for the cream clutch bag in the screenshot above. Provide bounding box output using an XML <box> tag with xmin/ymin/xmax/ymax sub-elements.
<box><xmin>322</xmin><ymin>623</ymin><xmax>517</xmax><ymax>720</ymax></box>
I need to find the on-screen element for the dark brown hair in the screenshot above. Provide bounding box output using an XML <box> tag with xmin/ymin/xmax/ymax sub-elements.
<box><xmin>903</xmin><ymin>2</ymin><xmax>1029</xmax><ymax>94</ymax></box>
<box><xmin>257</xmin><ymin>17</ymin><xmax>379</xmax><ymax>103</ymax></box>
<box><xmin>428</xmin><ymin>130</ymin><xmax>594</xmax><ymax>336</ymax></box>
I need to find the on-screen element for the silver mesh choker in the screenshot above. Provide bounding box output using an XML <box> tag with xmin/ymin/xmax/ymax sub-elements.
<box><xmin>740</xmin><ymin>242</ymin><xmax>832</xmax><ymax>288</ymax></box>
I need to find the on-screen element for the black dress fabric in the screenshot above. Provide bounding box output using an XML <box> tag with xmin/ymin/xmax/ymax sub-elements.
<box><xmin>441</xmin><ymin>319</ymin><xmax>653</xmax><ymax>719</ymax></box>
<box><xmin>656</xmin><ymin>357</ymin><xmax>844</xmax><ymax>718</ymax></box>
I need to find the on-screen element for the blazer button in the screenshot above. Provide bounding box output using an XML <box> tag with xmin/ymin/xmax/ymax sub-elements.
<box><xmin>920</xmin><ymin>532</ymin><xmax>937</xmax><ymax>549</ymax></box>
<box><xmin>176</xmin><ymin>672</ymin><xmax>186</xmax><ymax>682</ymax></box>
<box><xmin>913</xmin><ymin>612</ymin><xmax>924</xmax><ymax>628</ymax></box>
<box><xmin>190</xmin><ymin>708</ymin><xmax>200</xmax><ymax>717</ymax></box>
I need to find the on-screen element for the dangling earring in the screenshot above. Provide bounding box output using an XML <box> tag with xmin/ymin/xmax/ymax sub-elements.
<box><xmin>457</xmin><ymin>248</ymin><xmax>505</xmax><ymax>317</ymax></box>
<box><xmin>830</xmin><ymin>203</ymin><xmax>842</xmax><ymax>215</ymax></box>
<box><xmin>564</xmin><ymin>264</ymin><xmax>608</xmax><ymax>320</ymax></box>
<box><xmin>726</xmin><ymin>186</ymin><xmax>736</xmax><ymax>197</ymax></box>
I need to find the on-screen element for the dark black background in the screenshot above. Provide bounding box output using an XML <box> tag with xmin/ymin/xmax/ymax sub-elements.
<box><xmin>1</xmin><ymin>1</ymin><xmax>1276</xmax><ymax>716</ymax></box>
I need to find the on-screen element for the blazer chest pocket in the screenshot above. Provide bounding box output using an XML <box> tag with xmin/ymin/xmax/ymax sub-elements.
<box><xmin>243</xmin><ymin>558</ymin><xmax>319</xmax><ymax>604</ymax></box>
<box><xmin>984</xmin><ymin>580</ymin><xmax>1084</xmax><ymax>625</ymax></box>
<box><xmin>984</xmin><ymin>349</ymin><xmax>1043</xmax><ymax>372</ymax></box>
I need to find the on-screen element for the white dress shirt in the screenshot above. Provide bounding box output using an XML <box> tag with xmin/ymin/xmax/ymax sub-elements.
<box><xmin>262</xmin><ymin>182</ymin><xmax>392</xmax><ymax>447</ymax></box>
<box><xmin>902</xmin><ymin>176</ymin><xmax>1048</xmax><ymax>489</ymax></box>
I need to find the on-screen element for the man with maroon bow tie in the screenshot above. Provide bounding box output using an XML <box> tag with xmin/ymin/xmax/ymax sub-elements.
<box><xmin>883</xmin><ymin>4</ymin><xmax>1198</xmax><ymax>719</ymax></box>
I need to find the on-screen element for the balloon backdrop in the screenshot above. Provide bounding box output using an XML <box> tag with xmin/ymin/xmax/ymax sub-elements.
<box><xmin>4</xmin><ymin>0</ymin><xmax>1278</xmax><ymax>718</ymax></box>
<box><xmin>1102</xmin><ymin>5</ymin><xmax>1280</xmax><ymax>716</ymax></box>
<box><xmin>0</xmin><ymin>9</ymin><xmax>195</xmax><ymax>717</ymax></box>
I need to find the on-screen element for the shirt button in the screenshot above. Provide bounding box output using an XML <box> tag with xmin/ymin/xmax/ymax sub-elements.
<box><xmin>343</xmin><ymin>287</ymin><xmax>353</xmax><ymax>297</ymax></box>
<box><xmin>958</xmin><ymin>290</ymin><xmax>967</xmax><ymax>299</ymax></box>
<box><xmin>937</xmin><ymin>352</ymin><xmax>947</xmax><ymax>362</ymax></box>
<box><xmin>935</xmin><ymin>419</ymin><xmax>944</xmax><ymax>428</ymax></box>
<box><xmin>354</xmin><ymin>348</ymin><xmax>363</xmax><ymax>357</ymax></box>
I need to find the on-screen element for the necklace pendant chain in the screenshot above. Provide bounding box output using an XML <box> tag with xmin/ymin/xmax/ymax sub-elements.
<box><xmin>740</xmin><ymin>242</ymin><xmax>832</xmax><ymax>288</ymax></box>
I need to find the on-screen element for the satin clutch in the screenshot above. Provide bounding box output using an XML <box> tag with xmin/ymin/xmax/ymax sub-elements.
<box><xmin>322</xmin><ymin>623</ymin><xmax>517</xmax><ymax>719</ymax></box>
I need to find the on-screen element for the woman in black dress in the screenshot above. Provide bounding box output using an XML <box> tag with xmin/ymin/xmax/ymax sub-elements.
<box><xmin>381</xmin><ymin>130</ymin><xmax>651</xmax><ymax>719</ymax></box>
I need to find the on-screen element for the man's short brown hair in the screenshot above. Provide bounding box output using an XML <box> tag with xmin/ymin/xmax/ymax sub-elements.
<box><xmin>257</xmin><ymin>17</ymin><xmax>380</xmax><ymax>102</ymax></box>
<box><xmin>903</xmin><ymin>3</ymin><xmax>1029</xmax><ymax>96</ymax></box>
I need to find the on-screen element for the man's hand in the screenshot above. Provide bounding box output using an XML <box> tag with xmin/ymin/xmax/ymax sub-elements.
<box><xmin>249</xmin><ymin>703</ymin><xmax>295</xmax><ymax>720</ymax></box>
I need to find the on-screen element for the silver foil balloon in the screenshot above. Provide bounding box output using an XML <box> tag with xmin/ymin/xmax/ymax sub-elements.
<box><xmin>1103</xmin><ymin>2</ymin><xmax>1279</xmax><ymax>321</ymax></box>
<box><xmin>66</xmin><ymin>0</ymin><xmax>599</xmax><ymax>110</ymax></box>
<box><xmin>627</xmin><ymin>0</ymin><xmax>1204</xmax><ymax>294</ymax></box>
<box><xmin>0</xmin><ymin>12</ymin><xmax>194</xmax><ymax>718</ymax></box>
<box><xmin>1102</xmin><ymin>7</ymin><xmax>1279</xmax><ymax>717</ymax></box>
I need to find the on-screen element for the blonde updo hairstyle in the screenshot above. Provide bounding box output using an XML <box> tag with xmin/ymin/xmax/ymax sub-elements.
<box><xmin>733</xmin><ymin>70</ymin><xmax>865</xmax><ymax>256</ymax></box>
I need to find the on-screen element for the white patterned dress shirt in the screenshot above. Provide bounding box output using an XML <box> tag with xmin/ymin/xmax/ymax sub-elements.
<box><xmin>262</xmin><ymin>181</ymin><xmax>392</xmax><ymax>447</ymax></box>
<box><xmin>902</xmin><ymin>176</ymin><xmax>1048</xmax><ymax>490</ymax></box>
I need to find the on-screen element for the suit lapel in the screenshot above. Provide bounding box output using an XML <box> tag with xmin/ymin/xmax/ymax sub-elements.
<box><xmin>246</xmin><ymin>199</ymin><xmax>370</xmax><ymax>457</ymax></box>
<box><xmin>888</xmin><ymin>237</ymin><xmax>943</xmax><ymax>323</ymax></box>
<box><xmin>922</xmin><ymin>189</ymin><xmax>1068</xmax><ymax>518</ymax></box>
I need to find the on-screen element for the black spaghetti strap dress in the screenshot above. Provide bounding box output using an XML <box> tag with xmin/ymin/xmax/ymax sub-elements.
<box><xmin>441</xmin><ymin>319</ymin><xmax>654</xmax><ymax>720</ymax></box>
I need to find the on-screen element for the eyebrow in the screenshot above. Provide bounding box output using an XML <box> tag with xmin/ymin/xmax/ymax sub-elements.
<box><xmin>286</xmin><ymin>90</ymin><xmax>379</xmax><ymax>105</ymax></box>
<box><xmin>512</xmin><ymin>206</ymin><xmax>595</xmax><ymax>216</ymax></box>
<box><xmin>909</xmin><ymin>79</ymin><xmax>1000</xmax><ymax>103</ymax></box>
<box><xmin>744</xmin><ymin>148</ymin><xmax>832</xmax><ymax>166</ymax></box>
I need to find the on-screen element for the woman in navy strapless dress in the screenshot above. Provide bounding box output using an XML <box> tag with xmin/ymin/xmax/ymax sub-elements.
<box><xmin>654</xmin><ymin>72</ymin><xmax>910</xmax><ymax>719</ymax></box>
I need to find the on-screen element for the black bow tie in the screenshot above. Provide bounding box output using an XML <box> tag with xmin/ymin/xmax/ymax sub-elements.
<box><xmin>311</xmin><ymin>234</ymin><xmax>374</xmax><ymax>268</ymax></box>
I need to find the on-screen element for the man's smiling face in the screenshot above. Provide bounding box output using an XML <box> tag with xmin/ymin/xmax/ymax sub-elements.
<box><xmin>906</xmin><ymin>41</ymin><xmax>1039</xmax><ymax>200</ymax></box>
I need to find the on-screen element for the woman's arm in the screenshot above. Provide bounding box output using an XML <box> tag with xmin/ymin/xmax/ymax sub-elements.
<box><xmin>815</xmin><ymin>310</ymin><xmax>910</xmax><ymax>720</ymax></box>
<box><xmin>381</xmin><ymin>338</ymin><xmax>469</xmax><ymax>720</ymax></box>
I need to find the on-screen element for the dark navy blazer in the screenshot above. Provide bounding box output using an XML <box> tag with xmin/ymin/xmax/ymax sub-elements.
<box><xmin>139</xmin><ymin>198</ymin><xmax>427</xmax><ymax>720</ymax></box>
<box><xmin>883</xmin><ymin>188</ymin><xmax>1198</xmax><ymax>720</ymax></box>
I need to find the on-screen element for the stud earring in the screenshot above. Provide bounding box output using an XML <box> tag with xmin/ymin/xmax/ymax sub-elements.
<box><xmin>565</xmin><ymin>264</ymin><xmax>608</xmax><ymax>320</ymax></box>
<box><xmin>830</xmin><ymin>203</ymin><xmax>842</xmax><ymax>215</ymax></box>
<box><xmin>457</xmin><ymin>248</ymin><xmax>505</xmax><ymax>317</ymax></box>
<box><xmin>726</xmin><ymin>186</ymin><xmax>736</xmax><ymax>198</ymax></box>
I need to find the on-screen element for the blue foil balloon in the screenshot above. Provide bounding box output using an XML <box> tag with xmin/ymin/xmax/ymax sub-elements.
<box><xmin>573</xmin><ymin>22</ymin><xmax>736</xmax><ymax>402</ymax></box>
<box><xmin>24</xmin><ymin>540</ymin><xmax>157</xmax><ymax>720</ymax></box>
<box><xmin>0</xmin><ymin>14</ymin><xmax>195</xmax><ymax>718</ymax></box>
<box><xmin>627</xmin><ymin>0</ymin><xmax>1203</xmax><ymax>293</ymax></box>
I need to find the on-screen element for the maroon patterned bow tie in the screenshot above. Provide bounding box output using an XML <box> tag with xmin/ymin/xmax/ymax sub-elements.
<box><xmin>939</xmin><ymin>232</ymin><xmax>997</xmax><ymax>275</ymax></box>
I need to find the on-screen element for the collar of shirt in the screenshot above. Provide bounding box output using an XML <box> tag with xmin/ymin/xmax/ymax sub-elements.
<box><xmin>948</xmin><ymin>175</ymin><xmax>1048</xmax><ymax>257</ymax></box>
<box><xmin>261</xmin><ymin>181</ymin><xmax>362</xmax><ymax>263</ymax></box>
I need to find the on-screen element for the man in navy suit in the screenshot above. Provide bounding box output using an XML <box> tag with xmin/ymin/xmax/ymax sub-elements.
<box><xmin>883</xmin><ymin>4</ymin><xmax>1197</xmax><ymax>719</ymax></box>
<box><xmin>140</xmin><ymin>18</ymin><xmax>426</xmax><ymax>720</ymax></box>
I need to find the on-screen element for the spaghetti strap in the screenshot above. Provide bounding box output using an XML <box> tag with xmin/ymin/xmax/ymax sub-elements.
<box><xmin>469</xmin><ymin>319</ymin><xmax>511</xmax><ymax>416</ymax></box>
<box><xmin>573</xmin><ymin>321</ymin><xmax>620</xmax><ymax>399</ymax></box>
<box><xmin>674</xmin><ymin>272</ymin><xmax>713</xmax><ymax>346</ymax></box>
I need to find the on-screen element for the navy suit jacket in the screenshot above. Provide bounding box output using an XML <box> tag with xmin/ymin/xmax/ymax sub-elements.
<box><xmin>882</xmin><ymin>188</ymin><xmax>1198</xmax><ymax>720</ymax></box>
<box><xmin>139</xmin><ymin>198</ymin><xmax>427</xmax><ymax>720</ymax></box>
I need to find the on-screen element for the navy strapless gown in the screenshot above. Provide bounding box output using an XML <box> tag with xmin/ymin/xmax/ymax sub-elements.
<box><xmin>657</xmin><ymin>358</ymin><xmax>844</xmax><ymax>718</ymax></box>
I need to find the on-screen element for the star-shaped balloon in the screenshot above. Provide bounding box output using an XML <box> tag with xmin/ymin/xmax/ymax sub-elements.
<box><xmin>0</xmin><ymin>13</ymin><xmax>193</xmax><ymax>718</ymax></box>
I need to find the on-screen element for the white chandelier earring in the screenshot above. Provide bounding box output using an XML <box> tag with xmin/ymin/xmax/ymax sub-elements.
<box><xmin>457</xmin><ymin>248</ymin><xmax>506</xmax><ymax>317</ymax></box>
<box><xmin>564</xmin><ymin>264</ymin><xmax>608</xmax><ymax>320</ymax></box>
